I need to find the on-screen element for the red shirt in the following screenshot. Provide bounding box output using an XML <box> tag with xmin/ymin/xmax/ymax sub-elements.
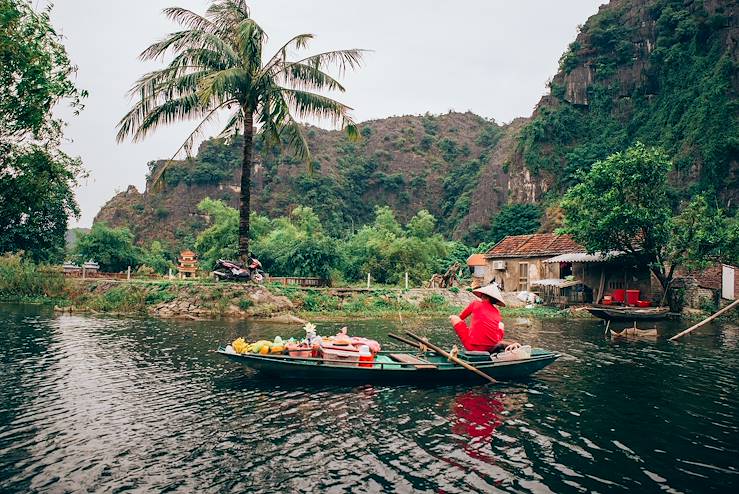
<box><xmin>458</xmin><ymin>300</ymin><xmax>504</xmax><ymax>347</ymax></box>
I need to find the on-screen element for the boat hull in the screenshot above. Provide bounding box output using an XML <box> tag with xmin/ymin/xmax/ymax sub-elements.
<box><xmin>587</xmin><ymin>306</ymin><xmax>669</xmax><ymax>321</ymax></box>
<box><xmin>217</xmin><ymin>349</ymin><xmax>560</xmax><ymax>384</ymax></box>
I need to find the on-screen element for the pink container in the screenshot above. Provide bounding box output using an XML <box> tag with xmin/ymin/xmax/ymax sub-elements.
<box><xmin>286</xmin><ymin>344</ymin><xmax>312</xmax><ymax>358</ymax></box>
<box><xmin>320</xmin><ymin>345</ymin><xmax>360</xmax><ymax>366</ymax></box>
<box><xmin>626</xmin><ymin>289</ymin><xmax>640</xmax><ymax>306</ymax></box>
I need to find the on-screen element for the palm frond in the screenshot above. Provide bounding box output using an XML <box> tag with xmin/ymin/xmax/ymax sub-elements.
<box><xmin>276</xmin><ymin>62</ymin><xmax>346</xmax><ymax>92</ymax></box>
<box><xmin>280</xmin><ymin>88</ymin><xmax>355</xmax><ymax>129</ymax></box>
<box><xmin>149</xmin><ymin>102</ymin><xmax>236</xmax><ymax>190</ymax></box>
<box><xmin>261</xmin><ymin>33</ymin><xmax>314</xmax><ymax>74</ymax></box>
<box><xmin>197</xmin><ymin>67</ymin><xmax>246</xmax><ymax>106</ymax></box>
<box><xmin>162</xmin><ymin>7</ymin><xmax>216</xmax><ymax>32</ymax></box>
<box><xmin>289</xmin><ymin>49</ymin><xmax>366</xmax><ymax>75</ymax></box>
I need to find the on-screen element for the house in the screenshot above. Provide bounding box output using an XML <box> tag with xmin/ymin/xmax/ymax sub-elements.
<box><xmin>470</xmin><ymin>233</ymin><xmax>583</xmax><ymax>291</ymax></box>
<box><xmin>468</xmin><ymin>233</ymin><xmax>660</xmax><ymax>306</ymax></box>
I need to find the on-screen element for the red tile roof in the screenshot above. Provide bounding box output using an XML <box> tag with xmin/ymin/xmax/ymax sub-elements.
<box><xmin>466</xmin><ymin>254</ymin><xmax>487</xmax><ymax>266</ymax></box>
<box><xmin>485</xmin><ymin>233</ymin><xmax>585</xmax><ymax>258</ymax></box>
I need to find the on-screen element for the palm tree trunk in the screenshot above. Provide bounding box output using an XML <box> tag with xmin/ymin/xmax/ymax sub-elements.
<box><xmin>238</xmin><ymin>110</ymin><xmax>254</xmax><ymax>262</ymax></box>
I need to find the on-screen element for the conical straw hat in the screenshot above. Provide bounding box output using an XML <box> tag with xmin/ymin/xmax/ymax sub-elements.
<box><xmin>472</xmin><ymin>283</ymin><xmax>506</xmax><ymax>306</ymax></box>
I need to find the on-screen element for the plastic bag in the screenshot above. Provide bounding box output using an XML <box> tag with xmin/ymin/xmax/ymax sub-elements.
<box><xmin>491</xmin><ymin>343</ymin><xmax>532</xmax><ymax>362</ymax></box>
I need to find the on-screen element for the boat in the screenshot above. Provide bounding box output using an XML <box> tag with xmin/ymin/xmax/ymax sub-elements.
<box><xmin>216</xmin><ymin>347</ymin><xmax>560</xmax><ymax>384</ymax></box>
<box><xmin>586</xmin><ymin>305</ymin><xmax>670</xmax><ymax>321</ymax></box>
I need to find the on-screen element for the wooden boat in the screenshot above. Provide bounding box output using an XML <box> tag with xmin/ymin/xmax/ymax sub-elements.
<box><xmin>216</xmin><ymin>347</ymin><xmax>560</xmax><ymax>384</ymax></box>
<box><xmin>587</xmin><ymin>306</ymin><xmax>669</xmax><ymax>322</ymax></box>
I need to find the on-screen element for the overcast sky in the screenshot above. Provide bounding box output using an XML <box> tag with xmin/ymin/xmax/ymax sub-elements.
<box><xmin>49</xmin><ymin>0</ymin><xmax>604</xmax><ymax>227</ymax></box>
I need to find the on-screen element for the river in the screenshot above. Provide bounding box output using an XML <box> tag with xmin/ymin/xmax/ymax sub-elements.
<box><xmin>1</xmin><ymin>303</ymin><xmax>737</xmax><ymax>493</ymax></box>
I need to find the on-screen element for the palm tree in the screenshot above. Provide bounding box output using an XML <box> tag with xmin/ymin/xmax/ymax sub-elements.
<box><xmin>117</xmin><ymin>0</ymin><xmax>363</xmax><ymax>260</ymax></box>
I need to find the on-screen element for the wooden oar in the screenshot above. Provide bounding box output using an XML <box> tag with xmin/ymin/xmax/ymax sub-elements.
<box><xmin>404</xmin><ymin>332</ymin><xmax>498</xmax><ymax>384</ymax></box>
<box><xmin>388</xmin><ymin>333</ymin><xmax>426</xmax><ymax>350</ymax></box>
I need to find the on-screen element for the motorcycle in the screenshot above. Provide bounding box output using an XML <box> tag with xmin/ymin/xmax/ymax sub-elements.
<box><xmin>212</xmin><ymin>257</ymin><xmax>265</xmax><ymax>283</ymax></box>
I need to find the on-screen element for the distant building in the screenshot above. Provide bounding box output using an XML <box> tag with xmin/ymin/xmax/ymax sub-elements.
<box><xmin>467</xmin><ymin>233</ymin><xmax>660</xmax><ymax>306</ymax></box>
<box><xmin>177</xmin><ymin>250</ymin><xmax>198</xmax><ymax>279</ymax></box>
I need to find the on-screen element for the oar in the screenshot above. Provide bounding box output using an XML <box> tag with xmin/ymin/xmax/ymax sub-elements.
<box><xmin>388</xmin><ymin>333</ymin><xmax>426</xmax><ymax>350</ymax></box>
<box><xmin>404</xmin><ymin>332</ymin><xmax>498</xmax><ymax>384</ymax></box>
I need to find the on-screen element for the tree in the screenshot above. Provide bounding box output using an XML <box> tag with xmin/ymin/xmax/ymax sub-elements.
<box><xmin>488</xmin><ymin>204</ymin><xmax>542</xmax><ymax>244</ymax></box>
<box><xmin>561</xmin><ymin>142</ymin><xmax>730</xmax><ymax>292</ymax></box>
<box><xmin>117</xmin><ymin>0</ymin><xmax>363</xmax><ymax>261</ymax></box>
<box><xmin>74</xmin><ymin>223</ymin><xmax>142</xmax><ymax>273</ymax></box>
<box><xmin>0</xmin><ymin>0</ymin><xmax>86</xmax><ymax>262</ymax></box>
<box><xmin>141</xmin><ymin>240</ymin><xmax>175</xmax><ymax>274</ymax></box>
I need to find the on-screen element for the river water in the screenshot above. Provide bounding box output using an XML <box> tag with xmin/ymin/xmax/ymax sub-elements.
<box><xmin>1</xmin><ymin>303</ymin><xmax>737</xmax><ymax>493</ymax></box>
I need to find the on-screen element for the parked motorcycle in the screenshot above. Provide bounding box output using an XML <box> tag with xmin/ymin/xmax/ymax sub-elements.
<box><xmin>212</xmin><ymin>257</ymin><xmax>265</xmax><ymax>283</ymax></box>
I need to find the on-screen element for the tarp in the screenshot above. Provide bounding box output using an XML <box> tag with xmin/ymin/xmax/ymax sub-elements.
<box><xmin>531</xmin><ymin>278</ymin><xmax>583</xmax><ymax>288</ymax></box>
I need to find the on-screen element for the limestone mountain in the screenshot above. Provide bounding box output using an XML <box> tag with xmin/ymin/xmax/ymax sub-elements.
<box><xmin>96</xmin><ymin>0</ymin><xmax>737</xmax><ymax>247</ymax></box>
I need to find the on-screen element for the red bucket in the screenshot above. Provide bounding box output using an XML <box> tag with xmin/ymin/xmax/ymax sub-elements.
<box><xmin>612</xmin><ymin>289</ymin><xmax>626</xmax><ymax>303</ymax></box>
<box><xmin>626</xmin><ymin>289</ymin><xmax>640</xmax><ymax>306</ymax></box>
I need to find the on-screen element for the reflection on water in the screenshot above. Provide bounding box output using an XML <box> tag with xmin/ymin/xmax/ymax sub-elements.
<box><xmin>1</xmin><ymin>303</ymin><xmax>738</xmax><ymax>493</ymax></box>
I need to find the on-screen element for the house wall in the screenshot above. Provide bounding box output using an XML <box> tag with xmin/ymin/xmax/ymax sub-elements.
<box><xmin>484</xmin><ymin>257</ymin><xmax>559</xmax><ymax>292</ymax></box>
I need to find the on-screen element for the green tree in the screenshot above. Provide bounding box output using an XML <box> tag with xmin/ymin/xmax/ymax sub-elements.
<box><xmin>488</xmin><ymin>203</ymin><xmax>542</xmax><ymax>244</ymax></box>
<box><xmin>561</xmin><ymin>143</ymin><xmax>730</xmax><ymax>292</ymax></box>
<box><xmin>141</xmin><ymin>240</ymin><xmax>175</xmax><ymax>274</ymax></box>
<box><xmin>117</xmin><ymin>0</ymin><xmax>363</xmax><ymax>261</ymax></box>
<box><xmin>74</xmin><ymin>223</ymin><xmax>142</xmax><ymax>272</ymax></box>
<box><xmin>0</xmin><ymin>0</ymin><xmax>86</xmax><ymax>262</ymax></box>
<box><xmin>194</xmin><ymin>197</ymin><xmax>240</xmax><ymax>270</ymax></box>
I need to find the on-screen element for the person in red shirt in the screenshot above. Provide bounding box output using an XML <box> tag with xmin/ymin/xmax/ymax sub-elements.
<box><xmin>449</xmin><ymin>283</ymin><xmax>507</xmax><ymax>352</ymax></box>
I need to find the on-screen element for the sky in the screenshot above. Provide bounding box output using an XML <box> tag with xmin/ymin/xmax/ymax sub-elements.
<box><xmin>49</xmin><ymin>0</ymin><xmax>605</xmax><ymax>227</ymax></box>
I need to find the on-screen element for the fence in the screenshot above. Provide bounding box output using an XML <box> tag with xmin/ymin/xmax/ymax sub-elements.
<box><xmin>267</xmin><ymin>276</ymin><xmax>330</xmax><ymax>288</ymax></box>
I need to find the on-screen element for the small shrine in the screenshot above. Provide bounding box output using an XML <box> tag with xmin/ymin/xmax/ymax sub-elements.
<box><xmin>177</xmin><ymin>250</ymin><xmax>198</xmax><ymax>278</ymax></box>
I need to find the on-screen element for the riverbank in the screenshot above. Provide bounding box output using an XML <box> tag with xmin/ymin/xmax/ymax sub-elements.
<box><xmin>0</xmin><ymin>272</ymin><xmax>578</xmax><ymax>321</ymax></box>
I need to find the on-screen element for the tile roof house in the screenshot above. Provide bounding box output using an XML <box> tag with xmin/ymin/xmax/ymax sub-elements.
<box><xmin>468</xmin><ymin>233</ymin><xmax>660</xmax><ymax>306</ymax></box>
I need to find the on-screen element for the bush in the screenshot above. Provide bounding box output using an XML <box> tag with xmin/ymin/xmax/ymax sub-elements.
<box><xmin>0</xmin><ymin>253</ymin><xmax>66</xmax><ymax>299</ymax></box>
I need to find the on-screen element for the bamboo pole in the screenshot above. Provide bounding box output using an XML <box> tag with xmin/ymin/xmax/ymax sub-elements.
<box><xmin>668</xmin><ymin>298</ymin><xmax>739</xmax><ymax>342</ymax></box>
<box><xmin>405</xmin><ymin>332</ymin><xmax>498</xmax><ymax>384</ymax></box>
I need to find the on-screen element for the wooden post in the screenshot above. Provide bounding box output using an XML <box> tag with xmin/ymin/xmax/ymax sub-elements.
<box><xmin>168</xmin><ymin>268</ymin><xmax>172</xmax><ymax>280</ymax></box>
<box><xmin>596</xmin><ymin>268</ymin><xmax>605</xmax><ymax>304</ymax></box>
<box><xmin>669</xmin><ymin>298</ymin><xmax>739</xmax><ymax>342</ymax></box>
<box><xmin>367</xmin><ymin>273</ymin><xmax>371</xmax><ymax>289</ymax></box>
<box><xmin>82</xmin><ymin>266</ymin><xmax>86</xmax><ymax>279</ymax></box>
<box><xmin>405</xmin><ymin>272</ymin><xmax>409</xmax><ymax>289</ymax></box>
<box><xmin>127</xmin><ymin>266</ymin><xmax>131</xmax><ymax>281</ymax></box>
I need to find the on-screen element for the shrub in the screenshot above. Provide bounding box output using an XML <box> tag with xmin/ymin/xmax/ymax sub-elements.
<box><xmin>0</xmin><ymin>253</ymin><xmax>66</xmax><ymax>299</ymax></box>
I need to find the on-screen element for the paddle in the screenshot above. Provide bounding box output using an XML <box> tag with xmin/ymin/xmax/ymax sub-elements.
<box><xmin>404</xmin><ymin>331</ymin><xmax>498</xmax><ymax>384</ymax></box>
<box><xmin>388</xmin><ymin>333</ymin><xmax>426</xmax><ymax>350</ymax></box>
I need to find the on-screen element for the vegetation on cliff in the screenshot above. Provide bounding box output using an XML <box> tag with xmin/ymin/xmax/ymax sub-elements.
<box><xmin>519</xmin><ymin>0</ymin><xmax>737</xmax><ymax>204</ymax></box>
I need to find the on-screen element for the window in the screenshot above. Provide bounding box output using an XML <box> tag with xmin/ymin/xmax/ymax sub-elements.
<box><xmin>473</xmin><ymin>265</ymin><xmax>487</xmax><ymax>277</ymax></box>
<box><xmin>518</xmin><ymin>262</ymin><xmax>529</xmax><ymax>291</ymax></box>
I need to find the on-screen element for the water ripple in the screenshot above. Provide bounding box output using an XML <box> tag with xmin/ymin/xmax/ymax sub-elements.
<box><xmin>0</xmin><ymin>305</ymin><xmax>737</xmax><ymax>492</ymax></box>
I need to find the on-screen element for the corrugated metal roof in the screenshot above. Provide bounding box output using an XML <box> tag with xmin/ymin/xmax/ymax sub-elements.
<box><xmin>531</xmin><ymin>278</ymin><xmax>584</xmax><ymax>288</ymax></box>
<box><xmin>485</xmin><ymin>233</ymin><xmax>584</xmax><ymax>258</ymax></box>
<box><xmin>543</xmin><ymin>251</ymin><xmax>623</xmax><ymax>264</ymax></box>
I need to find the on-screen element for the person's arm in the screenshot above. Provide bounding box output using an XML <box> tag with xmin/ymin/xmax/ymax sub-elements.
<box><xmin>458</xmin><ymin>301</ymin><xmax>475</xmax><ymax>320</ymax></box>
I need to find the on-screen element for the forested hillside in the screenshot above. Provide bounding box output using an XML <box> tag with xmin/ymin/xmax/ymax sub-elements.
<box><xmin>96</xmin><ymin>111</ymin><xmax>511</xmax><ymax>245</ymax></box>
<box><xmin>96</xmin><ymin>0</ymin><xmax>737</xmax><ymax>249</ymax></box>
